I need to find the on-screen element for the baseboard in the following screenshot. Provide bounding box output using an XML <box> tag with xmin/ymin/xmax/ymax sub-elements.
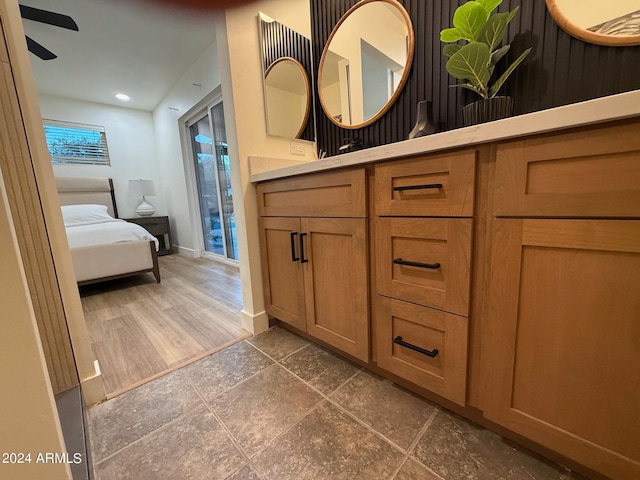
<box><xmin>241</xmin><ymin>309</ymin><xmax>269</xmax><ymax>335</ymax></box>
<box><xmin>80</xmin><ymin>360</ymin><xmax>105</xmax><ymax>406</ymax></box>
<box><xmin>176</xmin><ymin>246</ymin><xmax>200</xmax><ymax>258</ymax></box>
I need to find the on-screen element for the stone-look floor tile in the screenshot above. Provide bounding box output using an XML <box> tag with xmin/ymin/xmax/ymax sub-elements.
<box><xmin>395</xmin><ymin>458</ymin><xmax>443</xmax><ymax>479</ymax></box>
<box><xmin>95</xmin><ymin>405</ymin><xmax>245</xmax><ymax>480</ymax></box>
<box><xmin>331</xmin><ymin>371</ymin><xmax>436</xmax><ymax>450</ymax></box>
<box><xmin>252</xmin><ymin>401</ymin><xmax>404</xmax><ymax>480</ymax></box>
<box><xmin>209</xmin><ymin>364</ymin><xmax>322</xmax><ymax>457</ymax></box>
<box><xmin>225</xmin><ymin>464</ymin><xmax>263</xmax><ymax>480</ymax></box>
<box><xmin>281</xmin><ymin>344</ymin><xmax>360</xmax><ymax>394</ymax></box>
<box><xmin>413</xmin><ymin>409</ymin><xmax>572</xmax><ymax>479</ymax></box>
<box><xmin>182</xmin><ymin>341</ymin><xmax>273</xmax><ymax>402</ymax></box>
<box><xmin>247</xmin><ymin>326</ymin><xmax>309</xmax><ymax>361</ymax></box>
<box><xmin>88</xmin><ymin>370</ymin><xmax>201</xmax><ymax>462</ymax></box>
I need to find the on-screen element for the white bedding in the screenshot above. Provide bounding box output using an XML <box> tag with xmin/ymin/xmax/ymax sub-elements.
<box><xmin>65</xmin><ymin>218</ymin><xmax>159</xmax><ymax>251</ymax></box>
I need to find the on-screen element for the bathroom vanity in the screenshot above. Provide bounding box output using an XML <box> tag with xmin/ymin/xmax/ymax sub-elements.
<box><xmin>252</xmin><ymin>92</ymin><xmax>640</xmax><ymax>480</ymax></box>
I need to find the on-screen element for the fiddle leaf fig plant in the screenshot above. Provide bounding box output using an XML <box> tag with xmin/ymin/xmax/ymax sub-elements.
<box><xmin>440</xmin><ymin>0</ymin><xmax>532</xmax><ymax>100</ymax></box>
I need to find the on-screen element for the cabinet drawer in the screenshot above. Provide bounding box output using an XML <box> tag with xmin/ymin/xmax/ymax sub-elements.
<box><xmin>376</xmin><ymin>218</ymin><xmax>472</xmax><ymax>316</ymax></box>
<box><xmin>256</xmin><ymin>168</ymin><xmax>366</xmax><ymax>217</ymax></box>
<box><xmin>494</xmin><ymin>120</ymin><xmax>640</xmax><ymax>218</ymax></box>
<box><xmin>375</xmin><ymin>150</ymin><xmax>476</xmax><ymax>217</ymax></box>
<box><xmin>376</xmin><ymin>296</ymin><xmax>468</xmax><ymax>406</ymax></box>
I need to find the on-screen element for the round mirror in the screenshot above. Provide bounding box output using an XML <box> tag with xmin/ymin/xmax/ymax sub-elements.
<box><xmin>546</xmin><ymin>0</ymin><xmax>640</xmax><ymax>46</ymax></box>
<box><xmin>264</xmin><ymin>57</ymin><xmax>311</xmax><ymax>139</ymax></box>
<box><xmin>318</xmin><ymin>0</ymin><xmax>414</xmax><ymax>129</ymax></box>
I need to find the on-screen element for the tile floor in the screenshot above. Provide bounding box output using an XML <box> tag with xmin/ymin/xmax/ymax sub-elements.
<box><xmin>88</xmin><ymin>327</ymin><xmax>586</xmax><ymax>480</ymax></box>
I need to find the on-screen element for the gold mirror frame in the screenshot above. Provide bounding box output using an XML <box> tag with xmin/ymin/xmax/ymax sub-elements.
<box><xmin>264</xmin><ymin>57</ymin><xmax>311</xmax><ymax>139</ymax></box>
<box><xmin>318</xmin><ymin>0</ymin><xmax>415</xmax><ymax>130</ymax></box>
<box><xmin>546</xmin><ymin>0</ymin><xmax>640</xmax><ymax>46</ymax></box>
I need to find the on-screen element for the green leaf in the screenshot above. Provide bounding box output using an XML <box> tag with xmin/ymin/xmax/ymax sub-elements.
<box><xmin>443</xmin><ymin>44</ymin><xmax>463</xmax><ymax>57</ymax></box>
<box><xmin>490</xmin><ymin>44</ymin><xmax>510</xmax><ymax>66</ymax></box>
<box><xmin>476</xmin><ymin>0</ymin><xmax>503</xmax><ymax>16</ymax></box>
<box><xmin>441</xmin><ymin>27</ymin><xmax>463</xmax><ymax>43</ymax></box>
<box><xmin>446</xmin><ymin>41</ymin><xmax>491</xmax><ymax>93</ymax></box>
<box><xmin>478</xmin><ymin>8</ymin><xmax>518</xmax><ymax>52</ymax></box>
<box><xmin>449</xmin><ymin>82</ymin><xmax>486</xmax><ymax>98</ymax></box>
<box><xmin>453</xmin><ymin>2</ymin><xmax>489</xmax><ymax>41</ymax></box>
<box><xmin>489</xmin><ymin>47</ymin><xmax>532</xmax><ymax>97</ymax></box>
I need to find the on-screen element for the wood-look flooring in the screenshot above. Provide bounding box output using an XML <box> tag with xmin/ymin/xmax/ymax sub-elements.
<box><xmin>80</xmin><ymin>255</ymin><xmax>249</xmax><ymax>398</ymax></box>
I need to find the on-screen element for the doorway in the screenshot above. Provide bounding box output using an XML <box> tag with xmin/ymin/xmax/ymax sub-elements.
<box><xmin>188</xmin><ymin>101</ymin><xmax>238</xmax><ymax>261</ymax></box>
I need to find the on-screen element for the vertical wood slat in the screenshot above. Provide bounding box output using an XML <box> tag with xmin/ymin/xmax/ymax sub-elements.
<box><xmin>311</xmin><ymin>0</ymin><xmax>640</xmax><ymax>157</ymax></box>
<box><xmin>0</xmin><ymin>14</ymin><xmax>78</xmax><ymax>393</ymax></box>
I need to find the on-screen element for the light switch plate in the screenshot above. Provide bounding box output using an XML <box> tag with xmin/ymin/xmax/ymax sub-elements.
<box><xmin>290</xmin><ymin>141</ymin><xmax>305</xmax><ymax>155</ymax></box>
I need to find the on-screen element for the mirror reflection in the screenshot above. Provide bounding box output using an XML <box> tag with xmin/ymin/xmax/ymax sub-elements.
<box><xmin>264</xmin><ymin>58</ymin><xmax>310</xmax><ymax>139</ymax></box>
<box><xmin>546</xmin><ymin>0</ymin><xmax>640</xmax><ymax>45</ymax></box>
<box><xmin>258</xmin><ymin>12</ymin><xmax>315</xmax><ymax>140</ymax></box>
<box><xmin>318</xmin><ymin>0</ymin><xmax>414</xmax><ymax>129</ymax></box>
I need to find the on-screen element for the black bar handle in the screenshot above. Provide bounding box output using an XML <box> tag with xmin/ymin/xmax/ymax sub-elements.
<box><xmin>393</xmin><ymin>258</ymin><xmax>441</xmax><ymax>270</ymax></box>
<box><xmin>290</xmin><ymin>232</ymin><xmax>299</xmax><ymax>262</ymax></box>
<box><xmin>393</xmin><ymin>183</ymin><xmax>443</xmax><ymax>192</ymax></box>
<box><xmin>300</xmin><ymin>233</ymin><xmax>308</xmax><ymax>264</ymax></box>
<box><xmin>394</xmin><ymin>336</ymin><xmax>439</xmax><ymax>358</ymax></box>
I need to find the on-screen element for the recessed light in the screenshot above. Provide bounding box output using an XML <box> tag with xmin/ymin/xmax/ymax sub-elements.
<box><xmin>115</xmin><ymin>93</ymin><xmax>131</xmax><ymax>101</ymax></box>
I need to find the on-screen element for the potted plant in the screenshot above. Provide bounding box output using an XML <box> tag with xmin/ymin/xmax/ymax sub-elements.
<box><xmin>441</xmin><ymin>0</ymin><xmax>532</xmax><ymax>125</ymax></box>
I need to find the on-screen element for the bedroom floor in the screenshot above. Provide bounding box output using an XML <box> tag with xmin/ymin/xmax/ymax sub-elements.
<box><xmin>87</xmin><ymin>327</ymin><xmax>587</xmax><ymax>480</ymax></box>
<box><xmin>80</xmin><ymin>255</ymin><xmax>249</xmax><ymax>397</ymax></box>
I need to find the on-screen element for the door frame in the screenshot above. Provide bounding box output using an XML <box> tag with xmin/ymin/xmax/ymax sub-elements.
<box><xmin>179</xmin><ymin>87</ymin><xmax>237</xmax><ymax>266</ymax></box>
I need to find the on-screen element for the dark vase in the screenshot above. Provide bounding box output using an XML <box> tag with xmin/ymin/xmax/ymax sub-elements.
<box><xmin>408</xmin><ymin>100</ymin><xmax>437</xmax><ymax>139</ymax></box>
<box><xmin>463</xmin><ymin>96</ymin><xmax>514</xmax><ymax>126</ymax></box>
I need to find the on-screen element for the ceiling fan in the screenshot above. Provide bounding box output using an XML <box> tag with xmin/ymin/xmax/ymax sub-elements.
<box><xmin>19</xmin><ymin>4</ymin><xmax>78</xmax><ymax>60</ymax></box>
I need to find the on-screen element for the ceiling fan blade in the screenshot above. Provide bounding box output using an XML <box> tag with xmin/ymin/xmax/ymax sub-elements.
<box><xmin>19</xmin><ymin>4</ymin><xmax>79</xmax><ymax>31</ymax></box>
<box><xmin>25</xmin><ymin>35</ymin><xmax>57</xmax><ymax>60</ymax></box>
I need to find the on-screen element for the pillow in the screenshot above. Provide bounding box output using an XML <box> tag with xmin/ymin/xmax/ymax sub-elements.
<box><xmin>61</xmin><ymin>204</ymin><xmax>113</xmax><ymax>226</ymax></box>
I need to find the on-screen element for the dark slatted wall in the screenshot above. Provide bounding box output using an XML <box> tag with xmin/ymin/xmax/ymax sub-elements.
<box><xmin>311</xmin><ymin>0</ymin><xmax>640</xmax><ymax>157</ymax></box>
<box><xmin>260</xmin><ymin>18</ymin><xmax>315</xmax><ymax>141</ymax></box>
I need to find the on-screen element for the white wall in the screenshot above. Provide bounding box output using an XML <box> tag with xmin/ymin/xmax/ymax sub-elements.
<box><xmin>217</xmin><ymin>0</ymin><xmax>315</xmax><ymax>333</ymax></box>
<box><xmin>556</xmin><ymin>0</ymin><xmax>640</xmax><ymax>28</ymax></box>
<box><xmin>39</xmin><ymin>95</ymin><xmax>165</xmax><ymax>219</ymax></box>
<box><xmin>152</xmin><ymin>40</ymin><xmax>221</xmax><ymax>252</ymax></box>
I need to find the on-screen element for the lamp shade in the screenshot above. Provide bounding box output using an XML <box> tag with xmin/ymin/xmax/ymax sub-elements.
<box><xmin>129</xmin><ymin>179</ymin><xmax>156</xmax><ymax>197</ymax></box>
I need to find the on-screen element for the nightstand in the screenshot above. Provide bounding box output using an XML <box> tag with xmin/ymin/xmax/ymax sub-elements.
<box><xmin>124</xmin><ymin>216</ymin><xmax>172</xmax><ymax>255</ymax></box>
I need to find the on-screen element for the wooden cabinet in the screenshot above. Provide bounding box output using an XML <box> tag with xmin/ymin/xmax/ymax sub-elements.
<box><xmin>376</xmin><ymin>217</ymin><xmax>473</xmax><ymax>317</ymax></box>
<box><xmin>301</xmin><ymin>218</ymin><xmax>368</xmax><ymax>361</ymax></box>
<box><xmin>257</xmin><ymin>169</ymin><xmax>369</xmax><ymax>362</ymax></box>
<box><xmin>124</xmin><ymin>216</ymin><xmax>172</xmax><ymax>255</ymax></box>
<box><xmin>485</xmin><ymin>219</ymin><xmax>640</xmax><ymax>480</ymax></box>
<box><xmin>376</xmin><ymin>296</ymin><xmax>468</xmax><ymax>406</ymax></box>
<box><xmin>258</xmin><ymin>217</ymin><xmax>306</xmax><ymax>331</ymax></box>
<box><xmin>485</xmin><ymin>121</ymin><xmax>640</xmax><ymax>480</ymax></box>
<box><xmin>255</xmin><ymin>118</ymin><xmax>640</xmax><ymax>480</ymax></box>
<box><xmin>373</xmin><ymin>150</ymin><xmax>476</xmax><ymax>406</ymax></box>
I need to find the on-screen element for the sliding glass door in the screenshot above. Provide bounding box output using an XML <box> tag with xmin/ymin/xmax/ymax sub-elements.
<box><xmin>188</xmin><ymin>101</ymin><xmax>238</xmax><ymax>260</ymax></box>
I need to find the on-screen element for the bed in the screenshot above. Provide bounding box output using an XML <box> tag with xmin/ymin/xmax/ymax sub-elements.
<box><xmin>55</xmin><ymin>177</ymin><xmax>161</xmax><ymax>286</ymax></box>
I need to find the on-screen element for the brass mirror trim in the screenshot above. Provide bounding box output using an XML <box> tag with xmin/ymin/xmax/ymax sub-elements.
<box><xmin>318</xmin><ymin>0</ymin><xmax>415</xmax><ymax>130</ymax></box>
<box><xmin>545</xmin><ymin>0</ymin><xmax>640</xmax><ymax>46</ymax></box>
<box><xmin>265</xmin><ymin>56</ymin><xmax>311</xmax><ymax>139</ymax></box>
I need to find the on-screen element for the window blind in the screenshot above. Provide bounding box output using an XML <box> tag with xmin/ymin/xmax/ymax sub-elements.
<box><xmin>43</xmin><ymin>120</ymin><xmax>111</xmax><ymax>166</ymax></box>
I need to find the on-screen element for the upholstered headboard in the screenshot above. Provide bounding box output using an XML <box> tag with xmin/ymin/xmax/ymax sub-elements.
<box><xmin>55</xmin><ymin>177</ymin><xmax>118</xmax><ymax>218</ymax></box>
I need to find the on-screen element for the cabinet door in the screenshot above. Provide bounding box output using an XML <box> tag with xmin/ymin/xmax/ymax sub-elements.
<box><xmin>485</xmin><ymin>219</ymin><xmax>640</xmax><ymax>480</ymax></box>
<box><xmin>301</xmin><ymin>218</ymin><xmax>369</xmax><ymax>361</ymax></box>
<box><xmin>258</xmin><ymin>217</ymin><xmax>306</xmax><ymax>331</ymax></box>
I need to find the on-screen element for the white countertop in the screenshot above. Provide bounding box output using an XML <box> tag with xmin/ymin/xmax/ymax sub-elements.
<box><xmin>250</xmin><ymin>90</ymin><xmax>640</xmax><ymax>183</ymax></box>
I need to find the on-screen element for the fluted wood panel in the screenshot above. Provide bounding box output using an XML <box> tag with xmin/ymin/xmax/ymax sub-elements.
<box><xmin>0</xmin><ymin>15</ymin><xmax>78</xmax><ymax>393</ymax></box>
<box><xmin>311</xmin><ymin>0</ymin><xmax>640</xmax><ymax>157</ymax></box>
<box><xmin>260</xmin><ymin>17</ymin><xmax>315</xmax><ymax>142</ymax></box>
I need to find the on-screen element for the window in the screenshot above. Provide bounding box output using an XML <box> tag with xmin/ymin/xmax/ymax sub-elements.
<box><xmin>43</xmin><ymin>120</ymin><xmax>111</xmax><ymax>166</ymax></box>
